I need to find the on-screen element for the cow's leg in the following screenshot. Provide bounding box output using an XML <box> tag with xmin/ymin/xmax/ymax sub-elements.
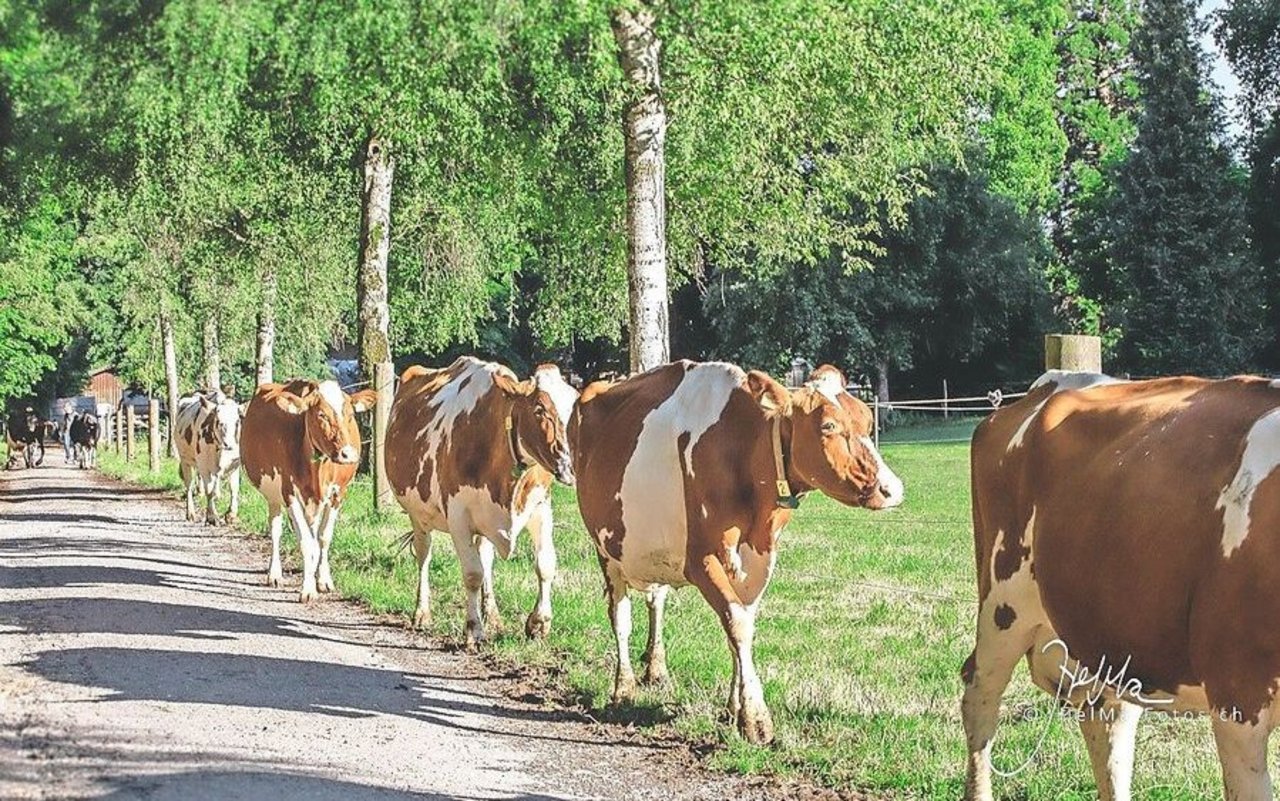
<box><xmin>180</xmin><ymin>463</ymin><xmax>198</xmax><ymax>522</ymax></box>
<box><xmin>411</xmin><ymin>525</ymin><xmax>434</xmax><ymax>628</ymax></box>
<box><xmin>203</xmin><ymin>473</ymin><xmax>221</xmax><ymax>525</ymax></box>
<box><xmin>450</xmin><ymin>527</ymin><xmax>487</xmax><ymax>648</ymax></box>
<box><xmin>316</xmin><ymin>503</ymin><xmax>339</xmax><ymax>593</ymax></box>
<box><xmin>266</xmin><ymin>503</ymin><xmax>285</xmax><ymax>587</ymax></box>
<box><xmin>226</xmin><ymin>467</ymin><xmax>241</xmax><ymax>523</ymax></box>
<box><xmin>686</xmin><ymin>554</ymin><xmax>772</xmax><ymax>744</ymax></box>
<box><xmin>1212</xmin><ymin>709</ymin><xmax>1273</xmax><ymax>801</ymax></box>
<box><xmin>287</xmin><ymin>499</ymin><xmax>320</xmax><ymax>602</ymax></box>
<box><xmin>961</xmin><ymin>601</ymin><xmax>1038</xmax><ymax>801</ymax></box>
<box><xmin>524</xmin><ymin>500</ymin><xmax>555</xmax><ymax>639</ymax></box>
<box><xmin>641</xmin><ymin>584</ymin><xmax>670</xmax><ymax>685</ymax></box>
<box><xmin>477</xmin><ymin>536</ymin><xmax>503</xmax><ymax>632</ymax></box>
<box><xmin>1078</xmin><ymin>700</ymin><xmax>1142</xmax><ymax>801</ymax></box>
<box><xmin>603</xmin><ymin>558</ymin><xmax>637</xmax><ymax>704</ymax></box>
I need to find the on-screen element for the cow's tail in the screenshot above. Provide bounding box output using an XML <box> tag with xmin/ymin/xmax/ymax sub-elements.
<box><xmin>394</xmin><ymin>530</ymin><xmax>415</xmax><ymax>556</ymax></box>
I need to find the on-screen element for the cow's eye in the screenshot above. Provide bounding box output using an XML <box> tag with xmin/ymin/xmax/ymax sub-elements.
<box><xmin>821</xmin><ymin>421</ymin><xmax>839</xmax><ymax>434</ymax></box>
<box><xmin>535</xmin><ymin>406</ymin><xmax>546</xmax><ymax>418</ymax></box>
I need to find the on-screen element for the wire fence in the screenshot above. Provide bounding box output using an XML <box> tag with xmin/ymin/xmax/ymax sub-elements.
<box><xmin>868</xmin><ymin>387</ymin><xmax>1031</xmax><ymax>448</ymax></box>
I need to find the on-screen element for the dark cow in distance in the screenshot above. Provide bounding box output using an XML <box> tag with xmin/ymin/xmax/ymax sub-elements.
<box><xmin>241</xmin><ymin>379</ymin><xmax>376</xmax><ymax>602</ymax></box>
<box><xmin>385</xmin><ymin>358</ymin><xmax>577</xmax><ymax>646</ymax></box>
<box><xmin>69</xmin><ymin>413</ymin><xmax>99</xmax><ymax>469</ymax></box>
<box><xmin>5</xmin><ymin>407</ymin><xmax>44</xmax><ymax>469</ymax></box>
<box><xmin>963</xmin><ymin>370</ymin><xmax>1280</xmax><ymax>801</ymax></box>
<box><xmin>569</xmin><ymin>361</ymin><xmax>903</xmax><ymax>744</ymax></box>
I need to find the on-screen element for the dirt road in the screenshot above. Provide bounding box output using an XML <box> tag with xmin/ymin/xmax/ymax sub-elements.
<box><xmin>0</xmin><ymin>464</ymin><xmax>768</xmax><ymax>800</ymax></box>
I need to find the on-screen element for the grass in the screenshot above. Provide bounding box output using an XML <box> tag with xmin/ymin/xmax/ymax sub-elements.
<box><xmin>98</xmin><ymin>424</ymin><xmax>1238</xmax><ymax>799</ymax></box>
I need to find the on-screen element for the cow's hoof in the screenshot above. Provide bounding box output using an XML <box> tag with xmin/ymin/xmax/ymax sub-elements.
<box><xmin>317</xmin><ymin>579</ymin><xmax>335</xmax><ymax>594</ymax></box>
<box><xmin>641</xmin><ymin>665</ymin><xmax>669</xmax><ymax>686</ymax></box>
<box><xmin>412</xmin><ymin>607</ymin><xmax>432</xmax><ymax>629</ymax></box>
<box><xmin>205</xmin><ymin>516</ymin><xmax>220</xmax><ymax>527</ymax></box>
<box><xmin>484</xmin><ymin>609</ymin><xmax>505</xmax><ymax>634</ymax></box>
<box><xmin>299</xmin><ymin>588</ymin><xmax>319</xmax><ymax>603</ymax></box>
<box><xmin>737</xmin><ymin>708</ymin><xmax>775</xmax><ymax>745</ymax></box>
<box><xmin>611</xmin><ymin>677</ymin><xmax>637</xmax><ymax>705</ymax></box>
<box><xmin>524</xmin><ymin>613</ymin><xmax>551</xmax><ymax>639</ymax></box>
<box><xmin>226</xmin><ymin>513</ymin><xmax>238</xmax><ymax>524</ymax></box>
<box><xmin>464</xmin><ymin>624</ymin><xmax>486</xmax><ymax>652</ymax></box>
<box><xmin>266</xmin><ymin>573</ymin><xmax>283</xmax><ymax>588</ymax></box>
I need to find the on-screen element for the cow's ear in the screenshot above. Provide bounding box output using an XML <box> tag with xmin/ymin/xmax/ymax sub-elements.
<box><xmin>238</xmin><ymin>402</ymin><xmax>249</xmax><ymax>418</ymax></box>
<box><xmin>349</xmin><ymin>388</ymin><xmax>378</xmax><ymax>413</ymax></box>
<box><xmin>494</xmin><ymin>373</ymin><xmax>534</xmax><ymax>397</ymax></box>
<box><xmin>199</xmin><ymin>395</ymin><xmax>215</xmax><ymax>411</ymax></box>
<box><xmin>746</xmin><ymin>371</ymin><xmax>791</xmax><ymax>418</ymax></box>
<box><xmin>274</xmin><ymin>392</ymin><xmax>309</xmax><ymax>415</ymax></box>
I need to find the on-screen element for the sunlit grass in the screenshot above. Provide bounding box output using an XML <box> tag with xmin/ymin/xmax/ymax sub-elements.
<box><xmin>97</xmin><ymin>423</ymin><xmax>1238</xmax><ymax>799</ymax></box>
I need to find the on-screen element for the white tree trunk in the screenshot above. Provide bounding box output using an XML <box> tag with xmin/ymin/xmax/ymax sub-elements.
<box><xmin>256</xmin><ymin>265</ymin><xmax>276</xmax><ymax>385</ymax></box>
<box><xmin>357</xmin><ymin>133</ymin><xmax>394</xmax><ymax>381</ymax></box>
<box><xmin>612</xmin><ymin>6</ymin><xmax>669</xmax><ymax>374</ymax></box>
<box><xmin>203</xmin><ymin>315</ymin><xmax>221</xmax><ymax>391</ymax></box>
<box><xmin>161</xmin><ymin>314</ymin><xmax>180</xmax><ymax>458</ymax></box>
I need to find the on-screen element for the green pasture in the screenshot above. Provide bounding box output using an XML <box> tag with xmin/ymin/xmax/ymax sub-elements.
<box><xmin>97</xmin><ymin>420</ymin><xmax>1235</xmax><ymax>799</ymax></box>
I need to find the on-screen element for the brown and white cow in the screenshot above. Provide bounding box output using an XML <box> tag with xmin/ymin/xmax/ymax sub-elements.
<box><xmin>241</xmin><ymin>379</ymin><xmax>376</xmax><ymax>602</ymax></box>
<box><xmin>174</xmin><ymin>390</ymin><xmax>242</xmax><ymax>524</ymax></box>
<box><xmin>385</xmin><ymin>357</ymin><xmax>576</xmax><ymax>647</ymax></box>
<box><xmin>569</xmin><ymin>361</ymin><xmax>903</xmax><ymax>744</ymax></box>
<box><xmin>962</xmin><ymin>370</ymin><xmax>1280</xmax><ymax>801</ymax></box>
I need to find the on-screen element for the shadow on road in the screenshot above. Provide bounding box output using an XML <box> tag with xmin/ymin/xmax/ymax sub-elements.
<box><xmin>20</xmin><ymin>643</ymin><xmax>662</xmax><ymax>749</ymax></box>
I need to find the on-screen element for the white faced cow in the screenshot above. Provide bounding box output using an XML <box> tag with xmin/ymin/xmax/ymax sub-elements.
<box><xmin>569</xmin><ymin>361</ymin><xmax>904</xmax><ymax>744</ymax></box>
<box><xmin>385</xmin><ymin>358</ymin><xmax>576</xmax><ymax>647</ymax></box>
<box><xmin>174</xmin><ymin>390</ymin><xmax>243</xmax><ymax>525</ymax></box>
<box><xmin>241</xmin><ymin>379</ymin><xmax>376</xmax><ymax>602</ymax></box>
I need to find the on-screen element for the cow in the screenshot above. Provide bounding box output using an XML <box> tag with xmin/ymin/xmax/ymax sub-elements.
<box><xmin>241</xmin><ymin>379</ymin><xmax>376</xmax><ymax>602</ymax></box>
<box><xmin>69</xmin><ymin>413</ymin><xmax>99</xmax><ymax>469</ymax></box>
<box><xmin>569</xmin><ymin>361</ymin><xmax>904</xmax><ymax>744</ymax></box>
<box><xmin>174</xmin><ymin>390</ymin><xmax>243</xmax><ymax>525</ymax></box>
<box><xmin>960</xmin><ymin>370</ymin><xmax>1280</xmax><ymax>801</ymax></box>
<box><xmin>385</xmin><ymin>358</ymin><xmax>576</xmax><ymax>647</ymax></box>
<box><xmin>4</xmin><ymin>407</ymin><xmax>44</xmax><ymax>469</ymax></box>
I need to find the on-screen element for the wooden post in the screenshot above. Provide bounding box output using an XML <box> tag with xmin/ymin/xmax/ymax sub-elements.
<box><xmin>148</xmin><ymin>398</ymin><xmax>160</xmax><ymax>473</ymax></box>
<box><xmin>873</xmin><ymin>398</ymin><xmax>881</xmax><ymax>449</ymax></box>
<box><xmin>373</xmin><ymin>361</ymin><xmax>395</xmax><ymax>511</ymax></box>
<box><xmin>125</xmin><ymin>404</ymin><xmax>136</xmax><ymax>462</ymax></box>
<box><xmin>103</xmin><ymin>411</ymin><xmax>113</xmax><ymax>448</ymax></box>
<box><xmin>1045</xmin><ymin>334</ymin><xmax>1103</xmax><ymax>372</ymax></box>
<box><xmin>942</xmin><ymin>379</ymin><xmax>949</xmax><ymax>419</ymax></box>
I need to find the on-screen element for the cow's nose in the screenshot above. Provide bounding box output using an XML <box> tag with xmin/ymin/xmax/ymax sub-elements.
<box><xmin>555</xmin><ymin>459</ymin><xmax>576</xmax><ymax>487</ymax></box>
<box><xmin>337</xmin><ymin>445</ymin><xmax>358</xmax><ymax>464</ymax></box>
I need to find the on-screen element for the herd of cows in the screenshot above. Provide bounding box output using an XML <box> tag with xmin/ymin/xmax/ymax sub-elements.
<box><xmin>7</xmin><ymin>358</ymin><xmax>1280</xmax><ymax>800</ymax></box>
<box><xmin>4</xmin><ymin>406</ymin><xmax>99</xmax><ymax>470</ymax></box>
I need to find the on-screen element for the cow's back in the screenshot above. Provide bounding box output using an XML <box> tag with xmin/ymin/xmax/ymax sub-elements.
<box><xmin>973</xmin><ymin>375</ymin><xmax>1280</xmax><ymax>697</ymax></box>
<box><xmin>174</xmin><ymin>398</ymin><xmax>204</xmax><ymax>464</ymax></box>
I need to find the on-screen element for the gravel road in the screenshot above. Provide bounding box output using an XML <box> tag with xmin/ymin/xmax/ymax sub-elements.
<box><xmin>0</xmin><ymin>463</ymin><xmax>784</xmax><ymax>800</ymax></box>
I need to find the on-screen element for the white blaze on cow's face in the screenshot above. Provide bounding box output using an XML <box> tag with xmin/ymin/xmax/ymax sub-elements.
<box><xmin>204</xmin><ymin>394</ymin><xmax>242</xmax><ymax>454</ymax></box>
<box><xmin>794</xmin><ymin>366</ymin><xmax>904</xmax><ymax>509</ymax></box>
<box><xmin>275</xmin><ymin>381</ymin><xmax>376</xmax><ymax>465</ymax></box>
<box><xmin>497</xmin><ymin>370</ymin><xmax>576</xmax><ymax>486</ymax></box>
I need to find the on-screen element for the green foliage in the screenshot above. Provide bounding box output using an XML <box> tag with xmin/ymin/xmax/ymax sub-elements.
<box><xmin>704</xmin><ymin>166</ymin><xmax>1051</xmax><ymax>392</ymax></box>
<box><xmin>1074</xmin><ymin>0</ymin><xmax>1265</xmax><ymax>375</ymax></box>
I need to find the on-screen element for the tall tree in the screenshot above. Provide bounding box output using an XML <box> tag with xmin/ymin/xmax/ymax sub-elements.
<box><xmin>1217</xmin><ymin>1</ymin><xmax>1280</xmax><ymax>367</ymax></box>
<box><xmin>612</xmin><ymin>5</ymin><xmax>669</xmax><ymax>372</ymax></box>
<box><xmin>1075</xmin><ymin>0</ymin><xmax>1264</xmax><ymax>375</ymax></box>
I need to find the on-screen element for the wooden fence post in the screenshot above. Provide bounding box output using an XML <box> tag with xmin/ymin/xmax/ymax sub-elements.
<box><xmin>373</xmin><ymin>361</ymin><xmax>395</xmax><ymax>511</ymax></box>
<box><xmin>1045</xmin><ymin>334</ymin><xmax>1102</xmax><ymax>372</ymax></box>
<box><xmin>115</xmin><ymin>408</ymin><xmax>124</xmax><ymax>453</ymax></box>
<box><xmin>125</xmin><ymin>404</ymin><xmax>136</xmax><ymax>462</ymax></box>
<box><xmin>873</xmin><ymin>398</ymin><xmax>881</xmax><ymax>449</ymax></box>
<box><xmin>148</xmin><ymin>398</ymin><xmax>160</xmax><ymax>473</ymax></box>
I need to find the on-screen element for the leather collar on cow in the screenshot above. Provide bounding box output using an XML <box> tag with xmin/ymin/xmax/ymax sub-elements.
<box><xmin>773</xmin><ymin>415</ymin><xmax>802</xmax><ymax>509</ymax></box>
<box><xmin>505</xmin><ymin>414</ymin><xmax>529</xmax><ymax>478</ymax></box>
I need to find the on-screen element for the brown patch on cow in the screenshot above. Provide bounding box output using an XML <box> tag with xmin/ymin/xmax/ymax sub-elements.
<box><xmin>241</xmin><ymin>380</ymin><xmax>363</xmax><ymax>516</ymax></box>
<box><xmin>971</xmin><ymin>374</ymin><xmax>1280</xmax><ymax>714</ymax></box>
<box><xmin>994</xmin><ymin>604</ymin><xmax>1016</xmax><ymax>630</ymax></box>
<box><xmin>385</xmin><ymin>357</ymin><xmax>571</xmax><ymax>543</ymax></box>
<box><xmin>200</xmin><ymin>413</ymin><xmax>218</xmax><ymax>445</ymax></box>
<box><xmin>961</xmin><ymin>651</ymin><xmax>977</xmax><ymax>686</ymax></box>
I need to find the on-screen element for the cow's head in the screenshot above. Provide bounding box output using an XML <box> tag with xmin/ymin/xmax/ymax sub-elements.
<box><xmin>201</xmin><ymin>392</ymin><xmax>242</xmax><ymax>455</ymax></box>
<box><xmin>274</xmin><ymin>380</ymin><xmax>377</xmax><ymax>465</ymax></box>
<box><xmin>495</xmin><ymin>367</ymin><xmax>575</xmax><ymax>486</ymax></box>
<box><xmin>749</xmin><ymin>365</ymin><xmax>903</xmax><ymax>510</ymax></box>
<box><xmin>80</xmin><ymin>413</ymin><xmax>99</xmax><ymax>439</ymax></box>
